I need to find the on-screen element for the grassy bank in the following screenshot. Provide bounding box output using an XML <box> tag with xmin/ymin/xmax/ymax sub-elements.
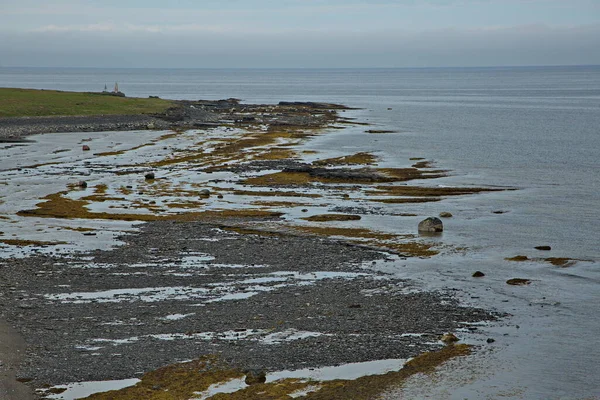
<box><xmin>0</xmin><ymin>88</ymin><xmax>174</xmax><ymax>118</ymax></box>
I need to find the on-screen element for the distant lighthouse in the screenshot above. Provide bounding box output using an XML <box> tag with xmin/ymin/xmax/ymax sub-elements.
<box><xmin>113</xmin><ymin>82</ymin><xmax>119</xmax><ymax>93</ymax></box>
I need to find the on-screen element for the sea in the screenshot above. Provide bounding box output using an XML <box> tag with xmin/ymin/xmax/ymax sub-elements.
<box><xmin>1</xmin><ymin>66</ymin><xmax>599</xmax><ymax>399</ymax></box>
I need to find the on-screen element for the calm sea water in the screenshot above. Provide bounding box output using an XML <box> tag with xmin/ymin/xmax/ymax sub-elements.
<box><xmin>1</xmin><ymin>66</ymin><xmax>599</xmax><ymax>398</ymax></box>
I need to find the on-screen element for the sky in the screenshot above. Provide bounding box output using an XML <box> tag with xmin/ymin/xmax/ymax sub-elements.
<box><xmin>1</xmin><ymin>0</ymin><xmax>599</xmax><ymax>68</ymax></box>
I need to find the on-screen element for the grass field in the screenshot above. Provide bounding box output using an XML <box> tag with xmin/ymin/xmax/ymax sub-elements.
<box><xmin>0</xmin><ymin>88</ymin><xmax>174</xmax><ymax>118</ymax></box>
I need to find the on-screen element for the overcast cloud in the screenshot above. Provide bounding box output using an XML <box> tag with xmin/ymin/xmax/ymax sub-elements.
<box><xmin>1</xmin><ymin>0</ymin><xmax>599</xmax><ymax>68</ymax></box>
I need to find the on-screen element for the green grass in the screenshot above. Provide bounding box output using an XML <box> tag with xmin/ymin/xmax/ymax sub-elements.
<box><xmin>0</xmin><ymin>88</ymin><xmax>175</xmax><ymax>118</ymax></box>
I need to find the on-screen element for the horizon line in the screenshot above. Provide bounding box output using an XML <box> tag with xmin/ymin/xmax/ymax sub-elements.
<box><xmin>1</xmin><ymin>64</ymin><xmax>599</xmax><ymax>70</ymax></box>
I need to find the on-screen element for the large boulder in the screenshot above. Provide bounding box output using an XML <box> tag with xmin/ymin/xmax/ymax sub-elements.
<box><xmin>418</xmin><ymin>217</ymin><xmax>443</xmax><ymax>233</ymax></box>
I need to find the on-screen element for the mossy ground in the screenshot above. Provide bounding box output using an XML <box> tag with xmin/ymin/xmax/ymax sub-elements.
<box><xmin>505</xmin><ymin>255</ymin><xmax>581</xmax><ymax>267</ymax></box>
<box><xmin>302</xmin><ymin>214</ymin><xmax>362</xmax><ymax>222</ymax></box>
<box><xmin>78</xmin><ymin>345</ymin><xmax>471</xmax><ymax>400</ymax></box>
<box><xmin>0</xmin><ymin>239</ymin><xmax>68</xmax><ymax>247</ymax></box>
<box><xmin>0</xmin><ymin>88</ymin><xmax>173</xmax><ymax>117</ymax></box>
<box><xmin>312</xmin><ymin>152</ymin><xmax>377</xmax><ymax>166</ymax></box>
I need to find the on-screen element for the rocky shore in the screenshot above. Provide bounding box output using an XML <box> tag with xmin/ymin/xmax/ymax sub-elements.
<box><xmin>1</xmin><ymin>221</ymin><xmax>496</xmax><ymax>391</ymax></box>
<box><xmin>0</xmin><ymin>99</ymin><xmax>502</xmax><ymax>399</ymax></box>
<box><xmin>0</xmin><ymin>99</ymin><xmax>346</xmax><ymax>141</ymax></box>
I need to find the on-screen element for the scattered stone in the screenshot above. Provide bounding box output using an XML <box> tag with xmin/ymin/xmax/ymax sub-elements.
<box><xmin>365</xmin><ymin>130</ymin><xmax>398</xmax><ymax>134</ymax></box>
<box><xmin>82</xmin><ymin>145</ymin><xmax>90</xmax><ymax>151</ymax></box>
<box><xmin>439</xmin><ymin>212</ymin><xmax>453</xmax><ymax>218</ymax></box>
<box><xmin>217</xmin><ymin>194</ymin><xmax>224</xmax><ymax>199</ymax></box>
<box><xmin>199</xmin><ymin>189</ymin><xmax>211</xmax><ymax>197</ymax></box>
<box><xmin>472</xmin><ymin>271</ymin><xmax>485</xmax><ymax>278</ymax></box>
<box><xmin>77</xmin><ymin>180</ymin><xmax>88</xmax><ymax>189</ymax></box>
<box><xmin>146</xmin><ymin>122</ymin><xmax>156</xmax><ymax>129</ymax></box>
<box><xmin>506</xmin><ymin>278</ymin><xmax>531</xmax><ymax>286</ymax></box>
<box><xmin>301</xmin><ymin>209</ymin><xmax>308</xmax><ymax>213</ymax></box>
<box><xmin>545</xmin><ymin>257</ymin><xmax>576</xmax><ymax>267</ymax></box>
<box><xmin>244</xmin><ymin>369</ymin><xmax>266</xmax><ymax>385</ymax></box>
<box><xmin>492</xmin><ymin>210</ymin><xmax>507</xmax><ymax>214</ymax></box>
<box><xmin>486</xmin><ymin>338</ymin><xmax>496</xmax><ymax>343</ymax></box>
<box><xmin>535</xmin><ymin>246</ymin><xmax>552</xmax><ymax>251</ymax></box>
<box><xmin>505</xmin><ymin>255</ymin><xmax>529</xmax><ymax>262</ymax></box>
<box><xmin>418</xmin><ymin>217</ymin><xmax>443</xmax><ymax>233</ymax></box>
<box><xmin>441</xmin><ymin>333</ymin><xmax>459</xmax><ymax>344</ymax></box>
<box><xmin>144</xmin><ymin>172</ymin><xmax>155</xmax><ymax>180</ymax></box>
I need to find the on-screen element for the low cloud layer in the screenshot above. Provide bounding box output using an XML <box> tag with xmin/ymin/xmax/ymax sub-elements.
<box><xmin>2</xmin><ymin>24</ymin><xmax>599</xmax><ymax>68</ymax></box>
<box><xmin>1</xmin><ymin>0</ymin><xmax>599</xmax><ymax>68</ymax></box>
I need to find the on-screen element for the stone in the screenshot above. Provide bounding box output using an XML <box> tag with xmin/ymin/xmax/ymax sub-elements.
<box><xmin>77</xmin><ymin>180</ymin><xmax>87</xmax><ymax>188</ymax></box>
<box><xmin>506</xmin><ymin>278</ymin><xmax>531</xmax><ymax>286</ymax></box>
<box><xmin>82</xmin><ymin>145</ymin><xmax>90</xmax><ymax>151</ymax></box>
<box><xmin>144</xmin><ymin>172</ymin><xmax>155</xmax><ymax>180</ymax></box>
<box><xmin>146</xmin><ymin>122</ymin><xmax>156</xmax><ymax>129</ymax></box>
<box><xmin>439</xmin><ymin>212</ymin><xmax>453</xmax><ymax>218</ymax></box>
<box><xmin>199</xmin><ymin>189</ymin><xmax>211</xmax><ymax>197</ymax></box>
<box><xmin>418</xmin><ymin>217</ymin><xmax>443</xmax><ymax>233</ymax></box>
<box><xmin>472</xmin><ymin>271</ymin><xmax>485</xmax><ymax>278</ymax></box>
<box><xmin>441</xmin><ymin>333</ymin><xmax>459</xmax><ymax>344</ymax></box>
<box><xmin>217</xmin><ymin>194</ymin><xmax>224</xmax><ymax>199</ymax></box>
<box><xmin>535</xmin><ymin>246</ymin><xmax>552</xmax><ymax>251</ymax></box>
<box><xmin>244</xmin><ymin>369</ymin><xmax>266</xmax><ymax>385</ymax></box>
<box><xmin>486</xmin><ymin>338</ymin><xmax>496</xmax><ymax>343</ymax></box>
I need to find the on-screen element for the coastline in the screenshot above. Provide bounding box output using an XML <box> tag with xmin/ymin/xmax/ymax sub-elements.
<box><xmin>1</xmin><ymin>97</ymin><xmax>504</xmax><ymax>399</ymax></box>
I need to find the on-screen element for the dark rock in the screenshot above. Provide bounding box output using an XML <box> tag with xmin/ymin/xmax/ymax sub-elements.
<box><xmin>441</xmin><ymin>333</ymin><xmax>459</xmax><ymax>344</ymax></box>
<box><xmin>244</xmin><ymin>369</ymin><xmax>266</xmax><ymax>385</ymax></box>
<box><xmin>506</xmin><ymin>278</ymin><xmax>531</xmax><ymax>286</ymax></box>
<box><xmin>199</xmin><ymin>189</ymin><xmax>211</xmax><ymax>197</ymax></box>
<box><xmin>348</xmin><ymin>304</ymin><xmax>361</xmax><ymax>309</ymax></box>
<box><xmin>472</xmin><ymin>271</ymin><xmax>485</xmax><ymax>278</ymax></box>
<box><xmin>77</xmin><ymin>180</ymin><xmax>87</xmax><ymax>189</ymax></box>
<box><xmin>486</xmin><ymin>338</ymin><xmax>496</xmax><ymax>343</ymax></box>
<box><xmin>418</xmin><ymin>217</ymin><xmax>443</xmax><ymax>233</ymax></box>
<box><xmin>439</xmin><ymin>212</ymin><xmax>453</xmax><ymax>218</ymax></box>
<box><xmin>144</xmin><ymin>172</ymin><xmax>155</xmax><ymax>180</ymax></box>
<box><xmin>82</xmin><ymin>145</ymin><xmax>90</xmax><ymax>151</ymax></box>
<box><xmin>535</xmin><ymin>246</ymin><xmax>552</xmax><ymax>251</ymax></box>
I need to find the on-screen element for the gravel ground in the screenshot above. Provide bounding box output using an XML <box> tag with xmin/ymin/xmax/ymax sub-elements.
<box><xmin>0</xmin><ymin>115</ymin><xmax>163</xmax><ymax>140</ymax></box>
<box><xmin>0</xmin><ymin>220</ymin><xmax>496</xmax><ymax>392</ymax></box>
